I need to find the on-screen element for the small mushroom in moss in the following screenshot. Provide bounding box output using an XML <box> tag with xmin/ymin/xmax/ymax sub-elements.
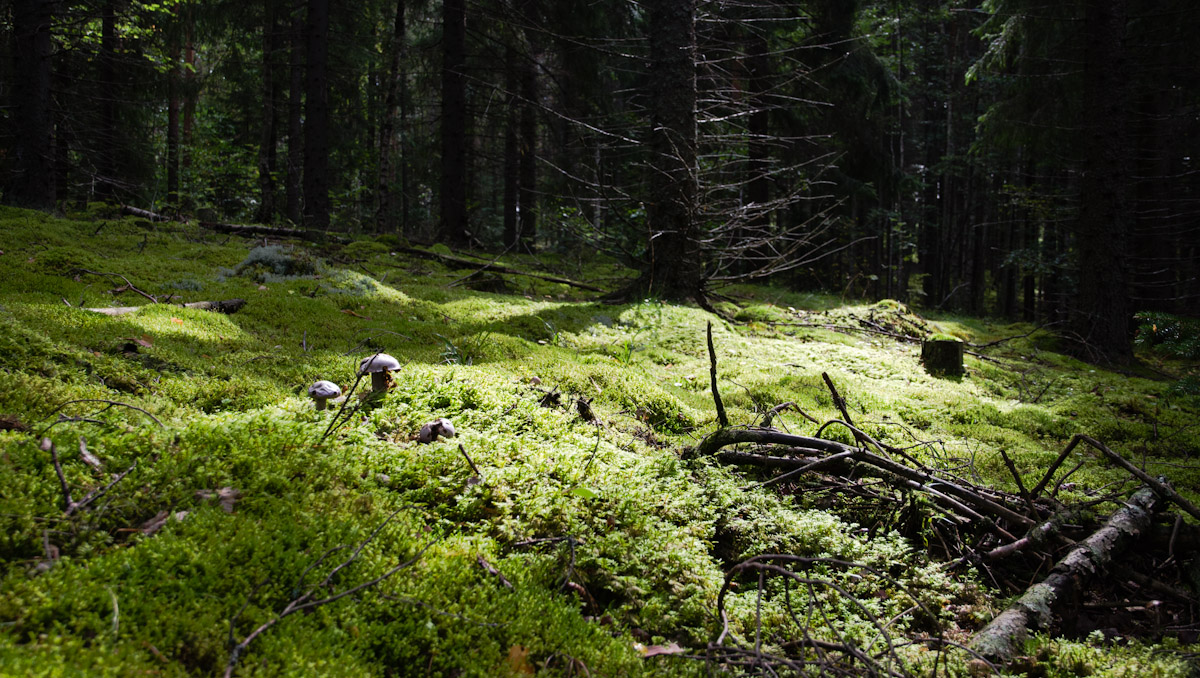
<box><xmin>358</xmin><ymin>353</ymin><xmax>401</xmax><ymax>392</ymax></box>
<box><xmin>418</xmin><ymin>417</ymin><xmax>456</xmax><ymax>444</ymax></box>
<box><xmin>308</xmin><ymin>380</ymin><xmax>342</xmax><ymax>410</ymax></box>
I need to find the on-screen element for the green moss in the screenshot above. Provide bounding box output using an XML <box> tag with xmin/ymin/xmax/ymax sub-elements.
<box><xmin>0</xmin><ymin>207</ymin><xmax>1197</xmax><ymax>676</ymax></box>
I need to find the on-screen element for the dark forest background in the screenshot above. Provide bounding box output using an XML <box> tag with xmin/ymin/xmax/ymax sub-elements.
<box><xmin>4</xmin><ymin>0</ymin><xmax>1200</xmax><ymax>362</ymax></box>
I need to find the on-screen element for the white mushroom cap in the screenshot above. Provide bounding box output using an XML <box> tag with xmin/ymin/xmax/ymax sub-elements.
<box><xmin>358</xmin><ymin>353</ymin><xmax>401</xmax><ymax>375</ymax></box>
<box><xmin>308</xmin><ymin>380</ymin><xmax>342</xmax><ymax>399</ymax></box>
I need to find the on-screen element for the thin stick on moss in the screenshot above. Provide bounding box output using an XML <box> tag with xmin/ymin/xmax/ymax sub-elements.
<box><xmin>37</xmin><ymin>399</ymin><xmax>164</xmax><ymax>436</ymax></box>
<box><xmin>224</xmin><ymin>509</ymin><xmax>437</xmax><ymax>678</ymax></box>
<box><xmin>820</xmin><ymin>372</ymin><xmax>866</xmax><ymax>447</ymax></box>
<box><xmin>707</xmin><ymin>321</ymin><xmax>729</xmax><ymax>428</ymax></box>
<box><xmin>75</xmin><ymin>269</ymin><xmax>158</xmax><ymax>303</ymax></box>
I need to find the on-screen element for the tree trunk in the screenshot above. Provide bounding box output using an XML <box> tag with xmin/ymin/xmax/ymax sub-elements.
<box><xmin>377</xmin><ymin>0</ymin><xmax>406</xmax><ymax>234</ymax></box>
<box><xmin>302</xmin><ymin>0</ymin><xmax>330</xmax><ymax>230</ymax></box>
<box><xmin>440</xmin><ymin>0</ymin><xmax>469</xmax><ymax>245</ymax></box>
<box><xmin>254</xmin><ymin>2</ymin><xmax>280</xmax><ymax>224</ymax></box>
<box><xmin>96</xmin><ymin>0</ymin><xmax>121</xmax><ymax>201</ymax></box>
<box><xmin>517</xmin><ymin>26</ymin><xmax>538</xmax><ymax>252</ymax></box>
<box><xmin>502</xmin><ymin>44</ymin><xmax>519</xmax><ymax>249</ymax></box>
<box><xmin>1072</xmin><ymin>0</ymin><xmax>1132</xmax><ymax>362</ymax></box>
<box><xmin>286</xmin><ymin>8</ymin><xmax>304</xmax><ymax>225</ymax></box>
<box><xmin>638</xmin><ymin>0</ymin><xmax>700</xmax><ymax>301</ymax></box>
<box><xmin>9</xmin><ymin>0</ymin><xmax>55</xmax><ymax>208</ymax></box>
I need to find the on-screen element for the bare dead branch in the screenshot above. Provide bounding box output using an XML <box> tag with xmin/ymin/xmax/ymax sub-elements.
<box><xmin>707</xmin><ymin>321</ymin><xmax>730</xmax><ymax>428</ymax></box>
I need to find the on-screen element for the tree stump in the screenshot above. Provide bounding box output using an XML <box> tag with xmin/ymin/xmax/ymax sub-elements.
<box><xmin>921</xmin><ymin>336</ymin><xmax>964</xmax><ymax>377</ymax></box>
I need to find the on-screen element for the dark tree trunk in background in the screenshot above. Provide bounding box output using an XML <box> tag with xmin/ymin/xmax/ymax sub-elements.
<box><xmin>440</xmin><ymin>0</ymin><xmax>469</xmax><ymax>245</ymax></box>
<box><xmin>302</xmin><ymin>0</ymin><xmax>330</xmax><ymax>230</ymax></box>
<box><xmin>166</xmin><ymin>41</ymin><xmax>181</xmax><ymax>208</ymax></box>
<box><xmin>377</xmin><ymin>0</ymin><xmax>406</xmax><ymax>233</ymax></box>
<box><xmin>517</xmin><ymin>30</ymin><xmax>538</xmax><ymax>252</ymax></box>
<box><xmin>639</xmin><ymin>0</ymin><xmax>701</xmax><ymax>301</ymax></box>
<box><xmin>503</xmin><ymin>44</ymin><xmax>519</xmax><ymax>248</ymax></box>
<box><xmin>286</xmin><ymin>8</ymin><xmax>303</xmax><ymax>224</ymax></box>
<box><xmin>9</xmin><ymin>0</ymin><xmax>55</xmax><ymax>208</ymax></box>
<box><xmin>255</xmin><ymin>2</ymin><xmax>280</xmax><ymax>224</ymax></box>
<box><xmin>97</xmin><ymin>0</ymin><xmax>120</xmax><ymax>201</ymax></box>
<box><xmin>1073</xmin><ymin>0</ymin><xmax>1132</xmax><ymax>362</ymax></box>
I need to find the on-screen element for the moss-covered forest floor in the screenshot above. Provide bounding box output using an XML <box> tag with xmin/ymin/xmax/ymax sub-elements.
<box><xmin>2</xmin><ymin>206</ymin><xmax>1199</xmax><ymax>677</ymax></box>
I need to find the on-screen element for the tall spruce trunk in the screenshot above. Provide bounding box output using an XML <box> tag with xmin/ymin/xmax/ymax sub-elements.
<box><xmin>502</xmin><ymin>44</ymin><xmax>519</xmax><ymax>248</ymax></box>
<box><xmin>10</xmin><ymin>0</ymin><xmax>54</xmax><ymax>208</ymax></box>
<box><xmin>254</xmin><ymin>3</ymin><xmax>279</xmax><ymax>224</ymax></box>
<box><xmin>286</xmin><ymin>9</ymin><xmax>303</xmax><ymax>224</ymax></box>
<box><xmin>377</xmin><ymin>0</ymin><xmax>406</xmax><ymax>233</ymax></box>
<box><xmin>517</xmin><ymin>31</ymin><xmax>537</xmax><ymax>252</ymax></box>
<box><xmin>439</xmin><ymin>0</ymin><xmax>469</xmax><ymax>245</ymax></box>
<box><xmin>1073</xmin><ymin>0</ymin><xmax>1132</xmax><ymax>362</ymax></box>
<box><xmin>302</xmin><ymin>0</ymin><xmax>330</xmax><ymax>230</ymax></box>
<box><xmin>640</xmin><ymin>0</ymin><xmax>700</xmax><ymax>301</ymax></box>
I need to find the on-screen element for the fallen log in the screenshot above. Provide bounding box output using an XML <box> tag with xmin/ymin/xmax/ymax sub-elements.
<box><xmin>389</xmin><ymin>245</ymin><xmax>604</xmax><ymax>292</ymax></box>
<box><xmin>969</xmin><ymin>485</ymin><xmax>1161</xmax><ymax>662</ymax></box>
<box><xmin>83</xmin><ymin>299</ymin><xmax>247</xmax><ymax>316</ymax></box>
<box><xmin>120</xmin><ymin>205</ymin><xmax>171</xmax><ymax>222</ymax></box>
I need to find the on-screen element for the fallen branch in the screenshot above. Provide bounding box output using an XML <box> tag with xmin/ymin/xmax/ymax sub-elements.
<box><xmin>1032</xmin><ymin>434</ymin><xmax>1200</xmax><ymax>522</ymax></box>
<box><xmin>41</xmin><ymin>437</ymin><xmax>137</xmax><ymax>516</ymax></box>
<box><xmin>969</xmin><ymin>485</ymin><xmax>1160</xmax><ymax>662</ymax></box>
<box><xmin>707</xmin><ymin>321</ymin><xmax>730</xmax><ymax>428</ymax></box>
<box><xmin>37</xmin><ymin>399</ymin><xmax>165</xmax><ymax>435</ymax></box>
<box><xmin>224</xmin><ymin>509</ymin><xmax>436</xmax><ymax>678</ymax></box>
<box><xmin>388</xmin><ymin>245</ymin><xmax>604</xmax><ymax>292</ymax></box>
<box><xmin>120</xmin><ymin>205</ymin><xmax>171</xmax><ymax>222</ymax></box>
<box><xmin>75</xmin><ymin>269</ymin><xmax>158</xmax><ymax>304</ymax></box>
<box><xmin>83</xmin><ymin>298</ymin><xmax>247</xmax><ymax>316</ymax></box>
<box><xmin>699</xmin><ymin>427</ymin><xmax>1035</xmax><ymax>528</ymax></box>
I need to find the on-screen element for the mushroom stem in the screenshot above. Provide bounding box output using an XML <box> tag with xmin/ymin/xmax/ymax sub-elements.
<box><xmin>371</xmin><ymin>372</ymin><xmax>388</xmax><ymax>392</ymax></box>
<box><xmin>315</xmin><ymin>399</ymin><xmax>328</xmax><ymax>411</ymax></box>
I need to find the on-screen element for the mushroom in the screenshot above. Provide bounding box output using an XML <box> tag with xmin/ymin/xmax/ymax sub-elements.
<box><xmin>358</xmin><ymin>353</ymin><xmax>401</xmax><ymax>392</ymax></box>
<box><xmin>418</xmin><ymin>417</ymin><xmax>456</xmax><ymax>444</ymax></box>
<box><xmin>308</xmin><ymin>380</ymin><xmax>342</xmax><ymax>410</ymax></box>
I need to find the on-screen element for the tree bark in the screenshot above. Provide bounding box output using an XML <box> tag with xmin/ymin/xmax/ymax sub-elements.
<box><xmin>1072</xmin><ymin>0</ymin><xmax>1132</xmax><ymax>362</ymax></box>
<box><xmin>639</xmin><ymin>0</ymin><xmax>701</xmax><ymax>301</ymax></box>
<box><xmin>517</xmin><ymin>13</ymin><xmax>538</xmax><ymax>252</ymax></box>
<box><xmin>302</xmin><ymin>0</ymin><xmax>331</xmax><ymax>230</ymax></box>
<box><xmin>9</xmin><ymin>0</ymin><xmax>55</xmax><ymax>208</ymax></box>
<box><xmin>284</xmin><ymin>8</ymin><xmax>304</xmax><ymax>224</ymax></box>
<box><xmin>440</xmin><ymin>0</ymin><xmax>469</xmax><ymax>245</ymax></box>
<box><xmin>970</xmin><ymin>485</ymin><xmax>1159</xmax><ymax>662</ymax></box>
<box><xmin>377</xmin><ymin>0</ymin><xmax>406</xmax><ymax>234</ymax></box>
<box><xmin>502</xmin><ymin>44</ymin><xmax>520</xmax><ymax>249</ymax></box>
<box><xmin>254</xmin><ymin>1</ymin><xmax>280</xmax><ymax>224</ymax></box>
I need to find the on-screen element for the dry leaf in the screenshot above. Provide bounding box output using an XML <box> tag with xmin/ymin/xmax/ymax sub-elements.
<box><xmin>640</xmin><ymin>642</ymin><xmax>685</xmax><ymax>657</ymax></box>
<box><xmin>140</xmin><ymin>511</ymin><xmax>170</xmax><ymax>535</ymax></box>
<box><xmin>340</xmin><ymin>309</ymin><xmax>372</xmax><ymax>320</ymax></box>
<box><xmin>170</xmin><ymin>317</ymin><xmax>183</xmax><ymax>325</ymax></box>
<box><xmin>196</xmin><ymin>487</ymin><xmax>243</xmax><ymax>513</ymax></box>
<box><xmin>506</xmin><ymin>645</ymin><xmax>535</xmax><ymax>675</ymax></box>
